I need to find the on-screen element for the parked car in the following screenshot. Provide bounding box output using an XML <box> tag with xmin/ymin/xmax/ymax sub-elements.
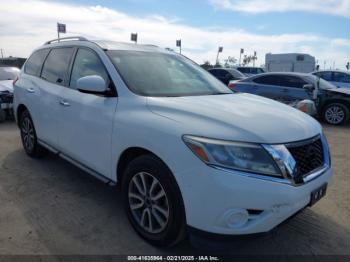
<box><xmin>312</xmin><ymin>70</ymin><xmax>350</xmax><ymax>89</ymax></box>
<box><xmin>229</xmin><ymin>72</ymin><xmax>350</xmax><ymax>125</ymax></box>
<box><xmin>208</xmin><ymin>68</ymin><xmax>245</xmax><ymax>85</ymax></box>
<box><xmin>0</xmin><ymin>67</ymin><xmax>19</xmax><ymax>122</ymax></box>
<box><xmin>235</xmin><ymin>66</ymin><xmax>265</xmax><ymax>77</ymax></box>
<box><xmin>14</xmin><ymin>37</ymin><xmax>332</xmax><ymax>246</ymax></box>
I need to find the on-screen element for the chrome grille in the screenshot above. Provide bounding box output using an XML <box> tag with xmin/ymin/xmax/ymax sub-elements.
<box><xmin>287</xmin><ymin>137</ymin><xmax>324</xmax><ymax>178</ymax></box>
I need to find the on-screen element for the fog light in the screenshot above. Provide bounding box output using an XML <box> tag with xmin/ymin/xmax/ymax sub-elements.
<box><xmin>224</xmin><ymin>209</ymin><xmax>249</xmax><ymax>228</ymax></box>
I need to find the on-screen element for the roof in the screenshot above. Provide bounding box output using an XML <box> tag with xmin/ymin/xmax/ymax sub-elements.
<box><xmin>313</xmin><ymin>70</ymin><xmax>350</xmax><ymax>74</ymax></box>
<box><xmin>42</xmin><ymin>36</ymin><xmax>166</xmax><ymax>53</ymax></box>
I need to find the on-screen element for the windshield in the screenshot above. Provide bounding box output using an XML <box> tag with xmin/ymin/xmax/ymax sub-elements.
<box><xmin>107</xmin><ymin>51</ymin><xmax>232</xmax><ymax>97</ymax></box>
<box><xmin>306</xmin><ymin>75</ymin><xmax>337</xmax><ymax>90</ymax></box>
<box><xmin>0</xmin><ymin>67</ymin><xmax>20</xmax><ymax>80</ymax></box>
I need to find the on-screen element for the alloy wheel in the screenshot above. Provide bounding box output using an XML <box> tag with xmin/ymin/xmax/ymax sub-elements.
<box><xmin>21</xmin><ymin>117</ymin><xmax>35</xmax><ymax>152</ymax></box>
<box><xmin>128</xmin><ymin>172</ymin><xmax>170</xmax><ymax>234</ymax></box>
<box><xmin>325</xmin><ymin>105</ymin><xmax>345</xmax><ymax>125</ymax></box>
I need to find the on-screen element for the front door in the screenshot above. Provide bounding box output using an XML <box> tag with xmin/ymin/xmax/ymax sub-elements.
<box><xmin>58</xmin><ymin>48</ymin><xmax>118</xmax><ymax>178</ymax></box>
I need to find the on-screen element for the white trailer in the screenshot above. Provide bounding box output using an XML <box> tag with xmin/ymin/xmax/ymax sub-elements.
<box><xmin>265</xmin><ymin>53</ymin><xmax>315</xmax><ymax>73</ymax></box>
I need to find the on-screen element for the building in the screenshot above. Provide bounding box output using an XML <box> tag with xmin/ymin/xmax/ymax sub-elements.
<box><xmin>265</xmin><ymin>53</ymin><xmax>316</xmax><ymax>73</ymax></box>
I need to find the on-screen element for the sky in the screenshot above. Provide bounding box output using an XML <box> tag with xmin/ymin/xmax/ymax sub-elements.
<box><xmin>0</xmin><ymin>0</ymin><xmax>350</xmax><ymax>69</ymax></box>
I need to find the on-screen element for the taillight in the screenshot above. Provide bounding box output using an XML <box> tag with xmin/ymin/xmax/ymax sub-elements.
<box><xmin>228</xmin><ymin>82</ymin><xmax>236</xmax><ymax>89</ymax></box>
<box><xmin>13</xmin><ymin>77</ymin><xmax>18</xmax><ymax>86</ymax></box>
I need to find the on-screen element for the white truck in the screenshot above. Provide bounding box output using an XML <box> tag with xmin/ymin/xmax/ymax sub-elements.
<box><xmin>266</xmin><ymin>53</ymin><xmax>316</xmax><ymax>73</ymax></box>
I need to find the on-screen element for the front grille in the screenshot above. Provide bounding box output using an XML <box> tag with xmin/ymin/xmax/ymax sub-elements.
<box><xmin>287</xmin><ymin>137</ymin><xmax>324</xmax><ymax>178</ymax></box>
<box><xmin>0</xmin><ymin>92</ymin><xmax>13</xmax><ymax>104</ymax></box>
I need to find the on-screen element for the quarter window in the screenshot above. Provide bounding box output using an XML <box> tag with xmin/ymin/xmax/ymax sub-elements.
<box><xmin>70</xmin><ymin>48</ymin><xmax>110</xmax><ymax>89</ymax></box>
<box><xmin>41</xmin><ymin>48</ymin><xmax>74</xmax><ymax>86</ymax></box>
<box><xmin>24</xmin><ymin>49</ymin><xmax>49</xmax><ymax>76</ymax></box>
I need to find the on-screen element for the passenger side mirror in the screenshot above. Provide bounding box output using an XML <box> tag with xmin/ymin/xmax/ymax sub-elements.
<box><xmin>303</xmin><ymin>83</ymin><xmax>315</xmax><ymax>92</ymax></box>
<box><xmin>77</xmin><ymin>75</ymin><xmax>107</xmax><ymax>94</ymax></box>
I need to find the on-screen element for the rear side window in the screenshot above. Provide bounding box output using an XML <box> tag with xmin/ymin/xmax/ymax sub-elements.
<box><xmin>24</xmin><ymin>49</ymin><xmax>49</xmax><ymax>76</ymax></box>
<box><xmin>319</xmin><ymin>71</ymin><xmax>333</xmax><ymax>81</ymax></box>
<box><xmin>278</xmin><ymin>75</ymin><xmax>307</xmax><ymax>88</ymax></box>
<box><xmin>253</xmin><ymin>75</ymin><xmax>280</xmax><ymax>85</ymax></box>
<box><xmin>70</xmin><ymin>48</ymin><xmax>110</xmax><ymax>89</ymax></box>
<box><xmin>41</xmin><ymin>48</ymin><xmax>74</xmax><ymax>86</ymax></box>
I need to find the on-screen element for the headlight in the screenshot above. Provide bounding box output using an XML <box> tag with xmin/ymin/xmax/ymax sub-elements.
<box><xmin>183</xmin><ymin>135</ymin><xmax>282</xmax><ymax>177</ymax></box>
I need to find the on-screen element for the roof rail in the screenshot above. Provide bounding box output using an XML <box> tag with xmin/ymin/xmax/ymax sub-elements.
<box><xmin>44</xmin><ymin>36</ymin><xmax>88</xmax><ymax>45</ymax></box>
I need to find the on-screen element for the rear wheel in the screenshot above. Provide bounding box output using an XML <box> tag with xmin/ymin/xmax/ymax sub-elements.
<box><xmin>122</xmin><ymin>154</ymin><xmax>186</xmax><ymax>246</ymax></box>
<box><xmin>19</xmin><ymin>110</ymin><xmax>46</xmax><ymax>157</ymax></box>
<box><xmin>323</xmin><ymin>103</ymin><xmax>349</xmax><ymax>125</ymax></box>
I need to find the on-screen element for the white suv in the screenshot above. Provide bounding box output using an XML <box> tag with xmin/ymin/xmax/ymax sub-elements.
<box><xmin>14</xmin><ymin>37</ymin><xmax>332</xmax><ymax>246</ymax></box>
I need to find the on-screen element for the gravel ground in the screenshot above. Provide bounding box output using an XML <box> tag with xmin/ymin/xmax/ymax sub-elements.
<box><xmin>0</xmin><ymin>121</ymin><xmax>349</xmax><ymax>255</ymax></box>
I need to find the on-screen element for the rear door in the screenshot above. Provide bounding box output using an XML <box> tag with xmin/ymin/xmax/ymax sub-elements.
<box><xmin>58</xmin><ymin>47</ymin><xmax>118</xmax><ymax>178</ymax></box>
<box><xmin>35</xmin><ymin>47</ymin><xmax>75</xmax><ymax>147</ymax></box>
<box><xmin>276</xmin><ymin>75</ymin><xmax>312</xmax><ymax>102</ymax></box>
<box><xmin>249</xmin><ymin>75</ymin><xmax>287</xmax><ymax>100</ymax></box>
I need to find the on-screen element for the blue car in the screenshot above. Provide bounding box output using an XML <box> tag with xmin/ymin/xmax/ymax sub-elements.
<box><xmin>229</xmin><ymin>72</ymin><xmax>350</xmax><ymax>125</ymax></box>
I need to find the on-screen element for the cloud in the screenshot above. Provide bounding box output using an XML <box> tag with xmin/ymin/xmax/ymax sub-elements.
<box><xmin>0</xmin><ymin>0</ymin><xmax>349</xmax><ymax>69</ymax></box>
<box><xmin>209</xmin><ymin>0</ymin><xmax>350</xmax><ymax>18</ymax></box>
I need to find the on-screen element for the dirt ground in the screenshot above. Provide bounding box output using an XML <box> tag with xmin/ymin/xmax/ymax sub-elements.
<box><xmin>0</xmin><ymin>121</ymin><xmax>349</xmax><ymax>255</ymax></box>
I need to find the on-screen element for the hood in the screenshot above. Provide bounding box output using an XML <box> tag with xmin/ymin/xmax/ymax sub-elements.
<box><xmin>147</xmin><ymin>93</ymin><xmax>321</xmax><ymax>144</ymax></box>
<box><xmin>0</xmin><ymin>80</ymin><xmax>14</xmax><ymax>93</ymax></box>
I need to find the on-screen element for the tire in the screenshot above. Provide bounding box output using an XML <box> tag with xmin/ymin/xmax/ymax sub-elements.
<box><xmin>19</xmin><ymin>110</ymin><xmax>47</xmax><ymax>157</ymax></box>
<box><xmin>121</xmin><ymin>154</ymin><xmax>186</xmax><ymax>247</ymax></box>
<box><xmin>0</xmin><ymin>109</ymin><xmax>6</xmax><ymax>123</ymax></box>
<box><xmin>322</xmin><ymin>103</ymin><xmax>349</xmax><ymax>125</ymax></box>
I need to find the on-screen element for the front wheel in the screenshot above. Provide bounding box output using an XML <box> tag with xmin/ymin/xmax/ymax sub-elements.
<box><xmin>19</xmin><ymin>110</ymin><xmax>46</xmax><ymax>157</ymax></box>
<box><xmin>322</xmin><ymin>103</ymin><xmax>349</xmax><ymax>125</ymax></box>
<box><xmin>122</xmin><ymin>155</ymin><xmax>186</xmax><ymax>247</ymax></box>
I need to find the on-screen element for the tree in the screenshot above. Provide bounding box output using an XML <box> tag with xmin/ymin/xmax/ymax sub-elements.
<box><xmin>200</xmin><ymin>60</ymin><xmax>214</xmax><ymax>70</ymax></box>
<box><xmin>224</xmin><ymin>56</ymin><xmax>237</xmax><ymax>68</ymax></box>
<box><xmin>346</xmin><ymin>62</ymin><xmax>350</xmax><ymax>70</ymax></box>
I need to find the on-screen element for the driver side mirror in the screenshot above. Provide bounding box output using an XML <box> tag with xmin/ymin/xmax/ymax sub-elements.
<box><xmin>303</xmin><ymin>83</ymin><xmax>315</xmax><ymax>92</ymax></box>
<box><xmin>77</xmin><ymin>75</ymin><xmax>107</xmax><ymax>94</ymax></box>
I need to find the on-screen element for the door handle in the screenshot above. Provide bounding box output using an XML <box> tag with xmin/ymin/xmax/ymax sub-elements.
<box><xmin>26</xmin><ymin>88</ymin><xmax>35</xmax><ymax>93</ymax></box>
<box><xmin>59</xmin><ymin>100</ymin><xmax>70</xmax><ymax>107</ymax></box>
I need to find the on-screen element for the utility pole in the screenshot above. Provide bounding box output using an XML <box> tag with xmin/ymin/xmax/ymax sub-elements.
<box><xmin>216</xmin><ymin>46</ymin><xmax>223</xmax><ymax>65</ymax></box>
<box><xmin>239</xmin><ymin>48</ymin><xmax>244</xmax><ymax>66</ymax></box>
<box><xmin>253</xmin><ymin>51</ymin><xmax>257</xmax><ymax>67</ymax></box>
<box><xmin>0</xmin><ymin>49</ymin><xmax>3</xmax><ymax>59</ymax></box>
<box><xmin>176</xmin><ymin>40</ymin><xmax>182</xmax><ymax>54</ymax></box>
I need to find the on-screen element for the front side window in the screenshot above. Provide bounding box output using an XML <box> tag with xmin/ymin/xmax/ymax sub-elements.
<box><xmin>333</xmin><ymin>72</ymin><xmax>350</xmax><ymax>83</ymax></box>
<box><xmin>24</xmin><ymin>49</ymin><xmax>49</xmax><ymax>76</ymax></box>
<box><xmin>41</xmin><ymin>48</ymin><xmax>74</xmax><ymax>86</ymax></box>
<box><xmin>70</xmin><ymin>48</ymin><xmax>110</xmax><ymax>89</ymax></box>
<box><xmin>107</xmin><ymin>51</ymin><xmax>232</xmax><ymax>97</ymax></box>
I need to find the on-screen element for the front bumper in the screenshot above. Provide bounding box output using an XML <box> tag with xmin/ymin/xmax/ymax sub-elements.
<box><xmin>179</xmin><ymin>164</ymin><xmax>332</xmax><ymax>236</ymax></box>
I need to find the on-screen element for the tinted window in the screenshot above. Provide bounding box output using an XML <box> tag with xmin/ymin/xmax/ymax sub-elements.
<box><xmin>24</xmin><ymin>49</ymin><xmax>49</xmax><ymax>76</ymax></box>
<box><xmin>254</xmin><ymin>75</ymin><xmax>307</xmax><ymax>88</ymax></box>
<box><xmin>70</xmin><ymin>48</ymin><xmax>110</xmax><ymax>89</ymax></box>
<box><xmin>227</xmin><ymin>69</ymin><xmax>245</xmax><ymax>78</ymax></box>
<box><xmin>107</xmin><ymin>51</ymin><xmax>232</xmax><ymax>97</ymax></box>
<box><xmin>237</xmin><ymin>67</ymin><xmax>250</xmax><ymax>74</ymax></box>
<box><xmin>253</xmin><ymin>75</ymin><xmax>280</xmax><ymax>85</ymax></box>
<box><xmin>41</xmin><ymin>48</ymin><xmax>74</xmax><ymax>86</ymax></box>
<box><xmin>278</xmin><ymin>75</ymin><xmax>307</xmax><ymax>88</ymax></box>
<box><xmin>319</xmin><ymin>71</ymin><xmax>333</xmax><ymax>81</ymax></box>
<box><xmin>333</xmin><ymin>72</ymin><xmax>350</xmax><ymax>83</ymax></box>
